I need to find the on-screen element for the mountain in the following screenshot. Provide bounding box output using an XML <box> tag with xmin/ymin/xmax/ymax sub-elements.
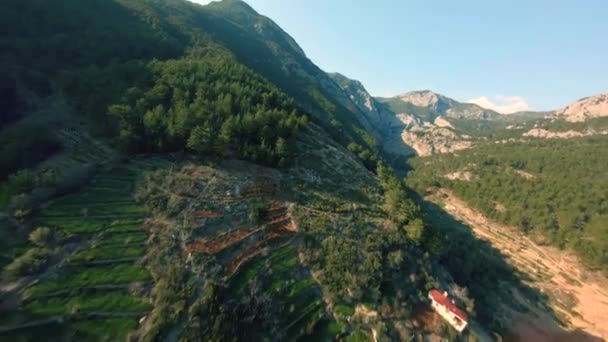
<box><xmin>329</xmin><ymin>75</ymin><xmax>486</xmax><ymax>156</ymax></box>
<box><xmin>329</xmin><ymin>75</ymin><xmax>563</xmax><ymax>156</ymax></box>
<box><xmin>377</xmin><ymin>90</ymin><xmax>501</xmax><ymax>122</ymax></box>
<box><xmin>327</xmin><ymin>73</ymin><xmax>415</xmax><ymax>156</ymax></box>
<box><xmin>0</xmin><ymin>1</ymin><xmax>477</xmax><ymax>341</ymax></box>
<box><xmin>557</xmin><ymin>93</ymin><xmax>608</xmax><ymax>122</ymax></box>
<box><xmin>1</xmin><ymin>0</ymin><xmax>384</xmax><ymax>170</ymax></box>
<box><xmin>2</xmin><ymin>1</ymin><xmax>602</xmax><ymax>340</ymax></box>
<box><xmin>197</xmin><ymin>0</ymin><xmax>385</xmax><ymax>155</ymax></box>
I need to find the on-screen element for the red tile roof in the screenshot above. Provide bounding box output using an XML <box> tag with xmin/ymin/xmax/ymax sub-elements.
<box><xmin>429</xmin><ymin>289</ymin><xmax>469</xmax><ymax>322</ymax></box>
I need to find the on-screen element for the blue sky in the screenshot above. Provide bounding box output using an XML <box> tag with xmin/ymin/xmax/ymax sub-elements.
<box><xmin>191</xmin><ymin>0</ymin><xmax>607</xmax><ymax>112</ymax></box>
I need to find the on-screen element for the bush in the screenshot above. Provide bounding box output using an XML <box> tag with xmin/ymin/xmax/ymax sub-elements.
<box><xmin>7</xmin><ymin>170</ymin><xmax>36</xmax><ymax>195</ymax></box>
<box><xmin>6</xmin><ymin>169</ymin><xmax>57</xmax><ymax>196</ymax></box>
<box><xmin>334</xmin><ymin>303</ymin><xmax>355</xmax><ymax>317</ymax></box>
<box><xmin>29</xmin><ymin>227</ymin><xmax>59</xmax><ymax>247</ymax></box>
<box><xmin>4</xmin><ymin>248</ymin><xmax>54</xmax><ymax>278</ymax></box>
<box><xmin>248</xmin><ymin>200</ymin><xmax>268</xmax><ymax>224</ymax></box>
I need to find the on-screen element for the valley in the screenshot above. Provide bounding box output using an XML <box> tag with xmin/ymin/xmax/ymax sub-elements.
<box><xmin>426</xmin><ymin>189</ymin><xmax>608</xmax><ymax>340</ymax></box>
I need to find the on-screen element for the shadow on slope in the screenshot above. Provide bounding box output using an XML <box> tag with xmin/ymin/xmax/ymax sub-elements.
<box><xmin>410</xmin><ymin>191</ymin><xmax>603</xmax><ymax>341</ymax></box>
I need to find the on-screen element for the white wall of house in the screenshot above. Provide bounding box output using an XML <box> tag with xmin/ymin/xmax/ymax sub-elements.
<box><xmin>430</xmin><ymin>296</ymin><xmax>468</xmax><ymax>333</ymax></box>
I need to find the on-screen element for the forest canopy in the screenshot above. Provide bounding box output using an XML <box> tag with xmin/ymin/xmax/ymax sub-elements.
<box><xmin>407</xmin><ymin>136</ymin><xmax>608</xmax><ymax>270</ymax></box>
<box><xmin>0</xmin><ymin>0</ymin><xmax>375</xmax><ymax>171</ymax></box>
<box><xmin>60</xmin><ymin>53</ymin><xmax>308</xmax><ymax>166</ymax></box>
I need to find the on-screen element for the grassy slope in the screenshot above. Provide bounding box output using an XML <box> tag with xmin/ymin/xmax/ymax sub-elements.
<box><xmin>1</xmin><ymin>164</ymin><xmax>155</xmax><ymax>341</ymax></box>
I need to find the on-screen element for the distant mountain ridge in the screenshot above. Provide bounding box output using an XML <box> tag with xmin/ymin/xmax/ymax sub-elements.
<box><xmin>329</xmin><ymin>73</ymin><xmax>608</xmax><ymax>156</ymax></box>
<box><xmin>328</xmin><ymin>73</ymin><xmax>492</xmax><ymax>156</ymax></box>
<box><xmin>378</xmin><ymin>90</ymin><xmax>500</xmax><ymax>121</ymax></box>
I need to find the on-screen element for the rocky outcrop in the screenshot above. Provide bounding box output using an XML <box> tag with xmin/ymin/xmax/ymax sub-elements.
<box><xmin>400</xmin><ymin>129</ymin><xmax>472</xmax><ymax>156</ymax></box>
<box><xmin>398</xmin><ymin>91</ymin><xmax>444</xmax><ymax>108</ymax></box>
<box><xmin>396</xmin><ymin>114</ymin><xmax>472</xmax><ymax>156</ymax></box>
<box><xmin>328</xmin><ymin>73</ymin><xmax>415</xmax><ymax>156</ymax></box>
<box><xmin>557</xmin><ymin>93</ymin><xmax>608</xmax><ymax>122</ymax></box>
<box><xmin>434</xmin><ymin>116</ymin><xmax>454</xmax><ymax>129</ymax></box>
<box><xmin>329</xmin><ymin>74</ymin><xmax>477</xmax><ymax>157</ymax></box>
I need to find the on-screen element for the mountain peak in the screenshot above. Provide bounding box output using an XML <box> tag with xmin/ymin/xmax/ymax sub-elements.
<box><xmin>557</xmin><ymin>93</ymin><xmax>608</xmax><ymax>122</ymax></box>
<box><xmin>397</xmin><ymin>90</ymin><xmax>447</xmax><ymax>108</ymax></box>
<box><xmin>376</xmin><ymin>90</ymin><xmax>499</xmax><ymax>121</ymax></box>
<box><xmin>204</xmin><ymin>0</ymin><xmax>306</xmax><ymax>57</ymax></box>
<box><xmin>327</xmin><ymin>72</ymin><xmax>379</xmax><ymax>114</ymax></box>
<box><xmin>208</xmin><ymin>0</ymin><xmax>254</xmax><ymax>10</ymax></box>
<box><xmin>328</xmin><ymin>72</ymin><xmax>367</xmax><ymax>92</ymax></box>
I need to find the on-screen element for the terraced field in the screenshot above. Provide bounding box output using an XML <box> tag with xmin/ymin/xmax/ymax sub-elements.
<box><xmin>227</xmin><ymin>244</ymin><xmax>335</xmax><ymax>340</ymax></box>
<box><xmin>135</xmin><ymin>162</ymin><xmax>360</xmax><ymax>340</ymax></box>
<box><xmin>0</xmin><ymin>164</ymin><xmax>153</xmax><ymax>341</ymax></box>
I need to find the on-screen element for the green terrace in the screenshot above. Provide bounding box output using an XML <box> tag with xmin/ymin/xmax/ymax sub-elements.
<box><xmin>1</xmin><ymin>165</ymin><xmax>154</xmax><ymax>341</ymax></box>
<box><xmin>227</xmin><ymin>244</ymin><xmax>348</xmax><ymax>340</ymax></box>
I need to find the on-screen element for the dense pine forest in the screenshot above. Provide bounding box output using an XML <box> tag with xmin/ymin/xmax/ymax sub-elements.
<box><xmin>62</xmin><ymin>54</ymin><xmax>308</xmax><ymax>165</ymax></box>
<box><xmin>408</xmin><ymin>135</ymin><xmax>608</xmax><ymax>270</ymax></box>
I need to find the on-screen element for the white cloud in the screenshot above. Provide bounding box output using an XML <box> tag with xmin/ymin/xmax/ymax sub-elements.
<box><xmin>187</xmin><ymin>0</ymin><xmax>217</xmax><ymax>5</ymax></box>
<box><xmin>468</xmin><ymin>95</ymin><xmax>530</xmax><ymax>114</ymax></box>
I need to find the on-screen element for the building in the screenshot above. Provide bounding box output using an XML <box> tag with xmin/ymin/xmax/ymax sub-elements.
<box><xmin>428</xmin><ymin>289</ymin><xmax>468</xmax><ymax>332</ymax></box>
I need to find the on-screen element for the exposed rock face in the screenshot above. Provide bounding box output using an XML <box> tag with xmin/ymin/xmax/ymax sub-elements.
<box><xmin>328</xmin><ymin>73</ymin><xmax>415</xmax><ymax>156</ymax></box>
<box><xmin>433</xmin><ymin>117</ymin><xmax>454</xmax><ymax>129</ymax></box>
<box><xmin>557</xmin><ymin>93</ymin><xmax>608</xmax><ymax>122</ymax></box>
<box><xmin>398</xmin><ymin>91</ymin><xmax>443</xmax><ymax>108</ymax></box>
<box><xmin>400</xmin><ymin>129</ymin><xmax>472</xmax><ymax>156</ymax></box>
<box><xmin>330</xmin><ymin>74</ymin><xmax>596</xmax><ymax>158</ymax></box>
<box><xmin>396</xmin><ymin>114</ymin><xmax>472</xmax><ymax>156</ymax></box>
<box><xmin>329</xmin><ymin>75</ymin><xmax>477</xmax><ymax>157</ymax></box>
<box><xmin>445</xmin><ymin>171</ymin><xmax>475</xmax><ymax>182</ymax></box>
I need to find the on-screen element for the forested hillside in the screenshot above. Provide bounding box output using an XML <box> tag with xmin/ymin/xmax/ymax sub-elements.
<box><xmin>1</xmin><ymin>0</ymin><xmax>378</xmax><ymax>174</ymax></box>
<box><xmin>61</xmin><ymin>54</ymin><xmax>308</xmax><ymax>166</ymax></box>
<box><xmin>408</xmin><ymin>135</ymin><xmax>608</xmax><ymax>270</ymax></box>
<box><xmin>0</xmin><ymin>0</ymin><xmax>456</xmax><ymax>341</ymax></box>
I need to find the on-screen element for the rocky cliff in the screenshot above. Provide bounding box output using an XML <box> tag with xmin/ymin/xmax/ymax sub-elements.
<box><xmin>557</xmin><ymin>93</ymin><xmax>608</xmax><ymax>122</ymax></box>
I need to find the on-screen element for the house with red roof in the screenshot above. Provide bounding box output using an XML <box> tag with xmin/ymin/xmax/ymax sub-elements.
<box><xmin>428</xmin><ymin>289</ymin><xmax>468</xmax><ymax>332</ymax></box>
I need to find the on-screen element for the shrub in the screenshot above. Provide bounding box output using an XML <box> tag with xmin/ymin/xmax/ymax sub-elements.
<box><xmin>4</xmin><ymin>248</ymin><xmax>53</xmax><ymax>278</ymax></box>
<box><xmin>29</xmin><ymin>227</ymin><xmax>59</xmax><ymax>247</ymax></box>
<box><xmin>7</xmin><ymin>170</ymin><xmax>36</xmax><ymax>195</ymax></box>
<box><xmin>334</xmin><ymin>303</ymin><xmax>355</xmax><ymax>317</ymax></box>
<box><xmin>248</xmin><ymin>199</ymin><xmax>268</xmax><ymax>224</ymax></box>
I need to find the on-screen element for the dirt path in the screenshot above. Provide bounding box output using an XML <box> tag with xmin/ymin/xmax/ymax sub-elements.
<box><xmin>427</xmin><ymin>189</ymin><xmax>608</xmax><ymax>340</ymax></box>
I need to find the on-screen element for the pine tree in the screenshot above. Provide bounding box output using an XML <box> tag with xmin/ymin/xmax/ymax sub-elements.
<box><xmin>187</xmin><ymin>125</ymin><xmax>214</xmax><ymax>154</ymax></box>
